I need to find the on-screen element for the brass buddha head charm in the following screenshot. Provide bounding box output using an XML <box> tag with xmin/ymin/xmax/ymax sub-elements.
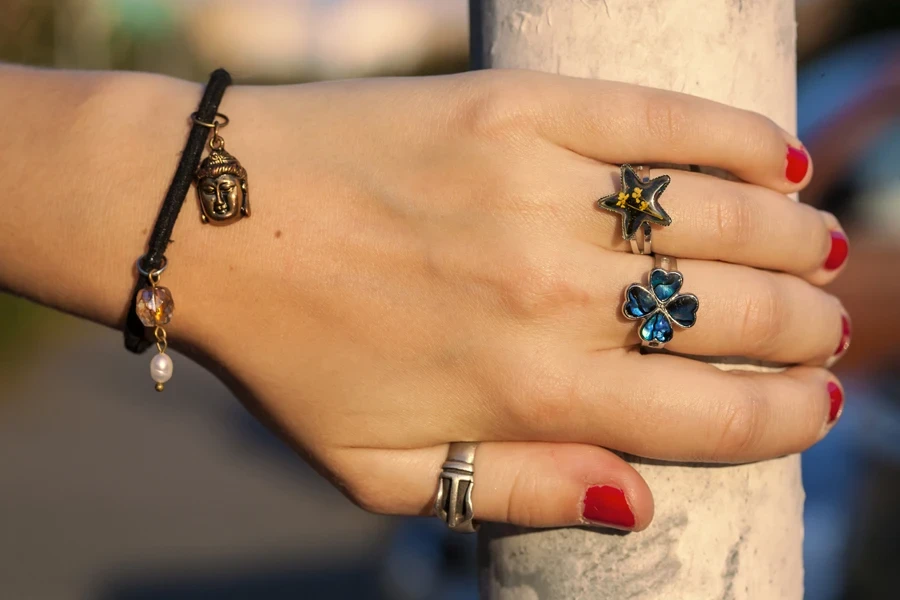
<box><xmin>195</xmin><ymin>145</ymin><xmax>249</xmax><ymax>225</ymax></box>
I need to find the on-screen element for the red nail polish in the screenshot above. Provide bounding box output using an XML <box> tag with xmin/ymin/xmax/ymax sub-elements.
<box><xmin>834</xmin><ymin>314</ymin><xmax>851</xmax><ymax>357</ymax></box>
<box><xmin>786</xmin><ymin>146</ymin><xmax>809</xmax><ymax>183</ymax></box>
<box><xmin>827</xmin><ymin>382</ymin><xmax>843</xmax><ymax>424</ymax></box>
<box><xmin>582</xmin><ymin>485</ymin><xmax>635</xmax><ymax>529</ymax></box>
<box><xmin>824</xmin><ymin>231</ymin><xmax>849</xmax><ymax>271</ymax></box>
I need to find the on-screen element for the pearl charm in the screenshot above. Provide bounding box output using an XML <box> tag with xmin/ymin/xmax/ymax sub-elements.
<box><xmin>150</xmin><ymin>352</ymin><xmax>173</xmax><ymax>389</ymax></box>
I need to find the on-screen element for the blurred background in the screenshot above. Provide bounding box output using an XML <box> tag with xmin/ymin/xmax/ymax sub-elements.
<box><xmin>0</xmin><ymin>0</ymin><xmax>898</xmax><ymax>598</ymax></box>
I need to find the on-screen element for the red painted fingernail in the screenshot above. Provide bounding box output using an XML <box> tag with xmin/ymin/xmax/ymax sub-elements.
<box><xmin>827</xmin><ymin>382</ymin><xmax>843</xmax><ymax>424</ymax></box>
<box><xmin>582</xmin><ymin>485</ymin><xmax>635</xmax><ymax>529</ymax></box>
<box><xmin>824</xmin><ymin>231</ymin><xmax>849</xmax><ymax>271</ymax></box>
<box><xmin>786</xmin><ymin>146</ymin><xmax>809</xmax><ymax>183</ymax></box>
<box><xmin>834</xmin><ymin>314</ymin><xmax>852</xmax><ymax>357</ymax></box>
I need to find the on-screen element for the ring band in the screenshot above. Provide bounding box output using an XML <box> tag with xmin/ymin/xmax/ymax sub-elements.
<box><xmin>629</xmin><ymin>222</ymin><xmax>653</xmax><ymax>256</ymax></box>
<box><xmin>655</xmin><ymin>254</ymin><xmax>676</xmax><ymax>272</ymax></box>
<box><xmin>434</xmin><ymin>442</ymin><xmax>479</xmax><ymax>533</ymax></box>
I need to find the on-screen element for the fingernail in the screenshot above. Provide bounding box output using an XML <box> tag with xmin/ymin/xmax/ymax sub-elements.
<box><xmin>786</xmin><ymin>146</ymin><xmax>809</xmax><ymax>183</ymax></box>
<box><xmin>827</xmin><ymin>382</ymin><xmax>843</xmax><ymax>424</ymax></box>
<box><xmin>834</xmin><ymin>314</ymin><xmax>852</xmax><ymax>357</ymax></box>
<box><xmin>582</xmin><ymin>485</ymin><xmax>635</xmax><ymax>529</ymax></box>
<box><xmin>824</xmin><ymin>231</ymin><xmax>849</xmax><ymax>271</ymax></box>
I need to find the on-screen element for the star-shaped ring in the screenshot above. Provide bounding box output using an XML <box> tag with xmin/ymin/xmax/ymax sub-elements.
<box><xmin>597</xmin><ymin>164</ymin><xmax>672</xmax><ymax>243</ymax></box>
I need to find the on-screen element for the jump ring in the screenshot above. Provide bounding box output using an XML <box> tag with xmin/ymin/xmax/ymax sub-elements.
<box><xmin>136</xmin><ymin>255</ymin><xmax>167</xmax><ymax>278</ymax></box>
<box><xmin>190</xmin><ymin>112</ymin><xmax>230</xmax><ymax>129</ymax></box>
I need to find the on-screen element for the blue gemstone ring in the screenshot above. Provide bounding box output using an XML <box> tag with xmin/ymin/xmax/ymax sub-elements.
<box><xmin>623</xmin><ymin>255</ymin><xmax>699</xmax><ymax>349</ymax></box>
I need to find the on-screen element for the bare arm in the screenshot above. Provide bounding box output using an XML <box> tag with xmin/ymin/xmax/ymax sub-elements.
<box><xmin>0</xmin><ymin>66</ymin><xmax>200</xmax><ymax>327</ymax></box>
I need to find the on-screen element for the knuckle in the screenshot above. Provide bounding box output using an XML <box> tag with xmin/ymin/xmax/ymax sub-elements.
<box><xmin>643</xmin><ymin>92</ymin><xmax>689</xmax><ymax>146</ymax></box>
<box><xmin>707</xmin><ymin>190</ymin><xmax>757</xmax><ymax>251</ymax></box>
<box><xmin>739</xmin><ymin>273</ymin><xmax>786</xmax><ymax>356</ymax></box>
<box><xmin>732</xmin><ymin>109</ymin><xmax>785</xmax><ymax>156</ymax></box>
<box><xmin>711</xmin><ymin>381</ymin><xmax>767</xmax><ymax>460</ymax></box>
<box><xmin>505</xmin><ymin>467</ymin><xmax>542</xmax><ymax>527</ymax></box>
<box><xmin>756</xmin><ymin>113</ymin><xmax>789</xmax><ymax>152</ymax></box>
<box><xmin>457</xmin><ymin>70</ymin><xmax>533</xmax><ymax>140</ymax></box>
<box><xmin>505</xmin><ymin>361</ymin><xmax>576</xmax><ymax>432</ymax></box>
<box><xmin>500</xmin><ymin>252</ymin><xmax>590</xmax><ymax>318</ymax></box>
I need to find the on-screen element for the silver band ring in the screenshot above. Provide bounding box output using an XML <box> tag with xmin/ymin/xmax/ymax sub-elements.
<box><xmin>629</xmin><ymin>222</ymin><xmax>653</xmax><ymax>256</ymax></box>
<box><xmin>434</xmin><ymin>442</ymin><xmax>479</xmax><ymax>533</ymax></box>
<box><xmin>655</xmin><ymin>254</ymin><xmax>677</xmax><ymax>272</ymax></box>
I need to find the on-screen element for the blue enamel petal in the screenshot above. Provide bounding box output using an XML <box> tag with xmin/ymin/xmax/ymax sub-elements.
<box><xmin>624</xmin><ymin>285</ymin><xmax>658</xmax><ymax>319</ymax></box>
<box><xmin>649</xmin><ymin>269</ymin><xmax>682</xmax><ymax>301</ymax></box>
<box><xmin>666</xmin><ymin>294</ymin><xmax>699</xmax><ymax>328</ymax></box>
<box><xmin>640</xmin><ymin>312</ymin><xmax>673</xmax><ymax>344</ymax></box>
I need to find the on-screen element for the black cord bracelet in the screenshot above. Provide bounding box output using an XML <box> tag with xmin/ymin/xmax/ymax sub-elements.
<box><xmin>124</xmin><ymin>68</ymin><xmax>250</xmax><ymax>391</ymax></box>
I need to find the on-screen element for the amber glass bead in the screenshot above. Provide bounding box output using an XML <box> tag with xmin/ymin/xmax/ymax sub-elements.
<box><xmin>135</xmin><ymin>286</ymin><xmax>174</xmax><ymax>326</ymax></box>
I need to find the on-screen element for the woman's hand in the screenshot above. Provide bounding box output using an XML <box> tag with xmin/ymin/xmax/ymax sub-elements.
<box><xmin>0</xmin><ymin>68</ymin><xmax>850</xmax><ymax>531</ymax></box>
<box><xmin>158</xmin><ymin>70</ymin><xmax>846</xmax><ymax>531</ymax></box>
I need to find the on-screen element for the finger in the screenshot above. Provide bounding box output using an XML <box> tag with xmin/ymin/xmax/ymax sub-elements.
<box><xmin>544</xmin><ymin>353</ymin><xmax>842</xmax><ymax>463</ymax></box>
<box><xmin>333</xmin><ymin>442</ymin><xmax>653</xmax><ymax>531</ymax></box>
<box><xmin>571</xmin><ymin>167</ymin><xmax>848</xmax><ymax>283</ymax></box>
<box><xmin>515</xmin><ymin>70</ymin><xmax>812</xmax><ymax>191</ymax></box>
<box><xmin>613</xmin><ymin>257</ymin><xmax>847</xmax><ymax>365</ymax></box>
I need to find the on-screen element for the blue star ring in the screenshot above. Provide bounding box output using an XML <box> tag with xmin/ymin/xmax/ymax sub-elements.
<box><xmin>597</xmin><ymin>164</ymin><xmax>672</xmax><ymax>255</ymax></box>
<box><xmin>623</xmin><ymin>255</ymin><xmax>699</xmax><ymax>349</ymax></box>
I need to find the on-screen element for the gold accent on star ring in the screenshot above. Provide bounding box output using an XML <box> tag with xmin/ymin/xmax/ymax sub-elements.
<box><xmin>597</xmin><ymin>164</ymin><xmax>671</xmax><ymax>241</ymax></box>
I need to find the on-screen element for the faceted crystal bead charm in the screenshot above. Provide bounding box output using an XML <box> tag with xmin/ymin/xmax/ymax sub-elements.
<box><xmin>135</xmin><ymin>286</ymin><xmax>174</xmax><ymax>327</ymax></box>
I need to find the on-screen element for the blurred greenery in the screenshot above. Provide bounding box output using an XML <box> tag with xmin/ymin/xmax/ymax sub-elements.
<box><xmin>0</xmin><ymin>0</ymin><xmax>55</xmax><ymax>66</ymax></box>
<box><xmin>0</xmin><ymin>295</ymin><xmax>69</xmax><ymax>376</ymax></box>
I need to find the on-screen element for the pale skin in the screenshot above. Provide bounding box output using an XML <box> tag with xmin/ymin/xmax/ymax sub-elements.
<box><xmin>0</xmin><ymin>65</ymin><xmax>848</xmax><ymax>531</ymax></box>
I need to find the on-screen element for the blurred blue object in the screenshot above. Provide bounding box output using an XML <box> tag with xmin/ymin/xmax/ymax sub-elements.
<box><xmin>798</xmin><ymin>30</ymin><xmax>900</xmax><ymax>600</ymax></box>
<box><xmin>798</xmin><ymin>33</ymin><xmax>900</xmax><ymax>138</ymax></box>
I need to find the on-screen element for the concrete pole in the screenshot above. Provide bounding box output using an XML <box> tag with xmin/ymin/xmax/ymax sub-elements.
<box><xmin>471</xmin><ymin>1</ymin><xmax>804</xmax><ymax>599</ymax></box>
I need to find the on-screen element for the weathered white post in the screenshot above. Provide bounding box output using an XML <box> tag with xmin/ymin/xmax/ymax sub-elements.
<box><xmin>471</xmin><ymin>1</ymin><xmax>804</xmax><ymax>598</ymax></box>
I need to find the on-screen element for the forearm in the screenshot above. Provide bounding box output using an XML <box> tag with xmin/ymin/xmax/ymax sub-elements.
<box><xmin>0</xmin><ymin>65</ymin><xmax>211</xmax><ymax>335</ymax></box>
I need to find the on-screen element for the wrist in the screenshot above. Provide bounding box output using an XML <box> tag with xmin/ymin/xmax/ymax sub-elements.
<box><xmin>0</xmin><ymin>68</ymin><xmax>203</xmax><ymax>336</ymax></box>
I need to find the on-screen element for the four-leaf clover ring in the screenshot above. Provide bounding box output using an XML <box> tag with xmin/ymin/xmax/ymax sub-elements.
<box><xmin>622</xmin><ymin>254</ymin><xmax>700</xmax><ymax>349</ymax></box>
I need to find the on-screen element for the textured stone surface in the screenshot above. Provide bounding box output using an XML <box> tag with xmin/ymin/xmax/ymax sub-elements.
<box><xmin>472</xmin><ymin>0</ymin><xmax>803</xmax><ymax>598</ymax></box>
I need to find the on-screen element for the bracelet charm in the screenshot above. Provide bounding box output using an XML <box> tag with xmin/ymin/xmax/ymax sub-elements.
<box><xmin>192</xmin><ymin>112</ymin><xmax>250</xmax><ymax>226</ymax></box>
<box><xmin>135</xmin><ymin>258</ymin><xmax>174</xmax><ymax>391</ymax></box>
